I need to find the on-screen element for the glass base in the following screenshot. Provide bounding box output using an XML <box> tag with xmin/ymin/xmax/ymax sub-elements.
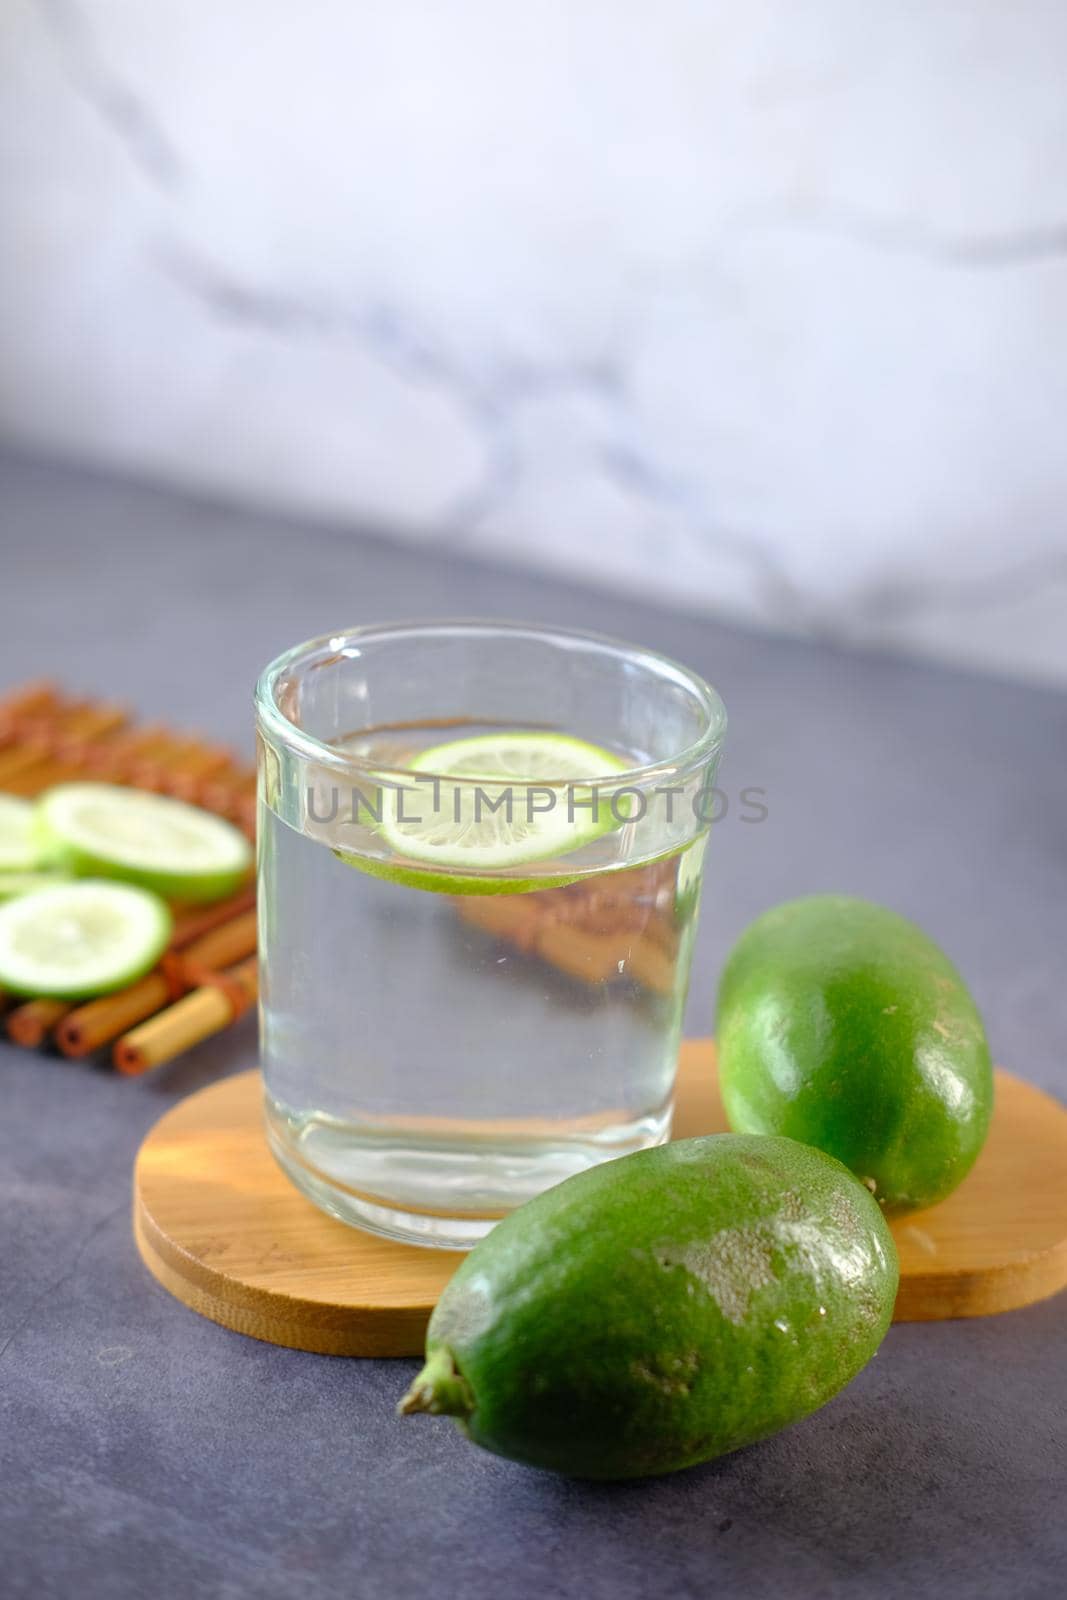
<box><xmin>264</xmin><ymin>1093</ymin><xmax>672</xmax><ymax>1251</ymax></box>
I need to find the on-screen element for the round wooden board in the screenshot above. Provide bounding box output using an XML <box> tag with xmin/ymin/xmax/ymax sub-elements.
<box><xmin>134</xmin><ymin>1041</ymin><xmax>1067</xmax><ymax>1356</ymax></box>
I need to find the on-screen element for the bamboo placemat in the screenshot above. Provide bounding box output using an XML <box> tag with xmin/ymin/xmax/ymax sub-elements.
<box><xmin>0</xmin><ymin>680</ymin><xmax>258</xmax><ymax>1072</ymax></box>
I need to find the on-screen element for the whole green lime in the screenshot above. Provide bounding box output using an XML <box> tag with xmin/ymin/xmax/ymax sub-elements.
<box><xmin>717</xmin><ymin>895</ymin><xmax>993</xmax><ymax>1214</ymax></box>
<box><xmin>400</xmin><ymin>1133</ymin><xmax>897</xmax><ymax>1479</ymax></box>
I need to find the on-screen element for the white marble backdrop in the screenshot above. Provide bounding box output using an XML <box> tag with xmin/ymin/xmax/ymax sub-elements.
<box><xmin>2</xmin><ymin>1</ymin><xmax>1067</xmax><ymax>684</ymax></box>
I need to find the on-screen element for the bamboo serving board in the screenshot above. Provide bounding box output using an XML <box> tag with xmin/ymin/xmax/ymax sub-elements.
<box><xmin>133</xmin><ymin>1040</ymin><xmax>1067</xmax><ymax>1355</ymax></box>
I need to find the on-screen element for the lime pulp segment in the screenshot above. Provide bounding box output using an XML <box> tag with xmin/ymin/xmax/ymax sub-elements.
<box><xmin>0</xmin><ymin>880</ymin><xmax>172</xmax><ymax>998</ymax></box>
<box><xmin>38</xmin><ymin>783</ymin><xmax>253</xmax><ymax>904</ymax></box>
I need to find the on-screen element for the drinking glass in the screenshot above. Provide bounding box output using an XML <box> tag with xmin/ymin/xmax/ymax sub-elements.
<box><xmin>255</xmin><ymin>621</ymin><xmax>726</xmax><ymax>1248</ymax></box>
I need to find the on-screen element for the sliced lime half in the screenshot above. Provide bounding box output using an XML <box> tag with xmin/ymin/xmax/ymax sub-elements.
<box><xmin>38</xmin><ymin>783</ymin><xmax>253</xmax><ymax>904</ymax></box>
<box><xmin>0</xmin><ymin>880</ymin><xmax>172</xmax><ymax>998</ymax></box>
<box><xmin>340</xmin><ymin>731</ymin><xmax>631</xmax><ymax>892</ymax></box>
<box><xmin>0</xmin><ymin>795</ymin><xmax>45</xmax><ymax>872</ymax></box>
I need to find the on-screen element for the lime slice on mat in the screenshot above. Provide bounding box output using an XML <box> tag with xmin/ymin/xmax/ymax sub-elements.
<box><xmin>0</xmin><ymin>871</ymin><xmax>73</xmax><ymax>903</ymax></box>
<box><xmin>38</xmin><ymin>783</ymin><xmax>252</xmax><ymax>904</ymax></box>
<box><xmin>0</xmin><ymin>795</ymin><xmax>45</xmax><ymax>872</ymax></box>
<box><xmin>342</xmin><ymin>731</ymin><xmax>631</xmax><ymax>892</ymax></box>
<box><xmin>0</xmin><ymin>880</ymin><xmax>172</xmax><ymax>998</ymax></box>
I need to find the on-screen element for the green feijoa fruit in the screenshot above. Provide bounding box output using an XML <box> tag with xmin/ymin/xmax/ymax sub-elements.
<box><xmin>717</xmin><ymin>895</ymin><xmax>994</xmax><ymax>1215</ymax></box>
<box><xmin>399</xmin><ymin>1134</ymin><xmax>898</xmax><ymax>1479</ymax></box>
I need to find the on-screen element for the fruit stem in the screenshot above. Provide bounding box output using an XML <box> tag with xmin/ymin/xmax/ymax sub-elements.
<box><xmin>397</xmin><ymin>1346</ymin><xmax>474</xmax><ymax>1420</ymax></box>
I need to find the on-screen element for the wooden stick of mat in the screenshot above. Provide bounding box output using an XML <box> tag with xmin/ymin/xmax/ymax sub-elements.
<box><xmin>6</xmin><ymin>997</ymin><xmax>73</xmax><ymax>1048</ymax></box>
<box><xmin>114</xmin><ymin>956</ymin><xmax>258</xmax><ymax>1075</ymax></box>
<box><xmin>161</xmin><ymin>745</ymin><xmax>235</xmax><ymax>799</ymax></box>
<box><xmin>131</xmin><ymin>739</ymin><xmax>226</xmax><ymax>793</ymax></box>
<box><xmin>0</xmin><ymin>687</ymin><xmax>67</xmax><ymax>753</ymax></box>
<box><xmin>0</xmin><ymin>681</ymin><xmax>59</xmax><ymax>735</ymax></box>
<box><xmin>168</xmin><ymin>884</ymin><xmax>257</xmax><ymax>946</ymax></box>
<box><xmin>0</xmin><ymin>703</ymin><xmax>127</xmax><ymax>786</ymax></box>
<box><xmin>80</xmin><ymin>725</ymin><xmax>185</xmax><ymax>778</ymax></box>
<box><xmin>6</xmin><ymin>726</ymin><xmax>202</xmax><ymax>798</ymax></box>
<box><xmin>0</xmin><ymin>691</ymin><xmax>256</xmax><ymax>809</ymax></box>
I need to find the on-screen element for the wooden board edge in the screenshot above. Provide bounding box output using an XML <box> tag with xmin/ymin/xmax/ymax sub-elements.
<box><xmin>133</xmin><ymin>1136</ymin><xmax>440</xmax><ymax>1321</ymax></box>
<box><xmin>892</xmin><ymin>1243</ymin><xmax>1067</xmax><ymax>1322</ymax></box>
<box><xmin>133</xmin><ymin>1202</ymin><xmax>427</xmax><ymax>1358</ymax></box>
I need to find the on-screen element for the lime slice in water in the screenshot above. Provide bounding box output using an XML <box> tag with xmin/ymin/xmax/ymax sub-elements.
<box><xmin>342</xmin><ymin>731</ymin><xmax>630</xmax><ymax>893</ymax></box>
<box><xmin>0</xmin><ymin>795</ymin><xmax>45</xmax><ymax>872</ymax></box>
<box><xmin>38</xmin><ymin>783</ymin><xmax>253</xmax><ymax>904</ymax></box>
<box><xmin>0</xmin><ymin>880</ymin><xmax>172</xmax><ymax>998</ymax></box>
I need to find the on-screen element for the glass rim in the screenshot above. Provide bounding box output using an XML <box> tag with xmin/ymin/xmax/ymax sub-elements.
<box><xmin>254</xmin><ymin>618</ymin><xmax>727</xmax><ymax>788</ymax></box>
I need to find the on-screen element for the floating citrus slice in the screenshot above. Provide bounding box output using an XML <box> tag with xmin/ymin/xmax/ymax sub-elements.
<box><xmin>337</xmin><ymin>731</ymin><xmax>631</xmax><ymax>895</ymax></box>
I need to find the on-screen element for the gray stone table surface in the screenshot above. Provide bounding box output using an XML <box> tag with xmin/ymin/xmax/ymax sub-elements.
<box><xmin>1</xmin><ymin>449</ymin><xmax>1065</xmax><ymax>1600</ymax></box>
